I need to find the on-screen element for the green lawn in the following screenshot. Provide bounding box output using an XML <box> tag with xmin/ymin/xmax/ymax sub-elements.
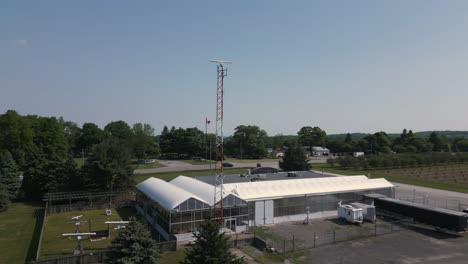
<box><xmin>0</xmin><ymin>202</ymin><xmax>44</xmax><ymax>264</ymax></box>
<box><xmin>134</xmin><ymin>168</ymin><xmax>249</xmax><ymax>183</ymax></box>
<box><xmin>40</xmin><ymin>207</ymin><xmax>136</xmax><ymax>259</ymax></box>
<box><xmin>314</xmin><ymin>163</ymin><xmax>468</xmax><ymax>193</ymax></box>
<box><xmin>75</xmin><ymin>158</ymin><xmax>165</xmax><ymax>170</ymax></box>
<box><xmin>160</xmin><ymin>249</ymin><xmax>186</xmax><ymax>264</ymax></box>
<box><xmin>74</xmin><ymin>158</ymin><xmax>85</xmax><ymax>168</ymax></box>
<box><xmin>133</xmin><ymin>162</ymin><xmax>165</xmax><ymax>170</ymax></box>
<box><xmin>179</xmin><ymin>158</ymin><xmax>279</xmax><ymax>165</ymax></box>
<box><xmin>225</xmin><ymin>158</ymin><xmax>280</xmax><ymax>163</ymax></box>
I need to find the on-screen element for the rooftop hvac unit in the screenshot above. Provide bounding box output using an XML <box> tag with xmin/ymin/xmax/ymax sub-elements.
<box><xmin>350</xmin><ymin>202</ymin><xmax>376</xmax><ymax>222</ymax></box>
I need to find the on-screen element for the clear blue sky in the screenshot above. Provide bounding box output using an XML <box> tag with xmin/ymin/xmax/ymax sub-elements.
<box><xmin>2</xmin><ymin>1</ymin><xmax>468</xmax><ymax>135</ymax></box>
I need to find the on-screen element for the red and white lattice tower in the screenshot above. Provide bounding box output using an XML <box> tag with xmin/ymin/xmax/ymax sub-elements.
<box><xmin>210</xmin><ymin>60</ymin><xmax>231</xmax><ymax>224</ymax></box>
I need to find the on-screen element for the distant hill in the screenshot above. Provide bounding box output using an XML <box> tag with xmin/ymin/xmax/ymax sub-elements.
<box><xmin>328</xmin><ymin>131</ymin><xmax>468</xmax><ymax>139</ymax></box>
<box><xmin>327</xmin><ymin>133</ymin><xmax>369</xmax><ymax>139</ymax></box>
<box><xmin>414</xmin><ymin>131</ymin><xmax>468</xmax><ymax>138</ymax></box>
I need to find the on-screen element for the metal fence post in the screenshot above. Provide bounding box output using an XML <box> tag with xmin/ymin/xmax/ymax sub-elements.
<box><xmin>292</xmin><ymin>235</ymin><xmax>295</xmax><ymax>251</ymax></box>
<box><xmin>313</xmin><ymin>232</ymin><xmax>316</xmax><ymax>248</ymax></box>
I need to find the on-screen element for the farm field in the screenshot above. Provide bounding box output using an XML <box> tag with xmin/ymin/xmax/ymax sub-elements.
<box><xmin>134</xmin><ymin>168</ymin><xmax>248</xmax><ymax>183</ymax></box>
<box><xmin>0</xmin><ymin>202</ymin><xmax>43</xmax><ymax>264</ymax></box>
<box><xmin>314</xmin><ymin>163</ymin><xmax>468</xmax><ymax>193</ymax></box>
<box><xmin>40</xmin><ymin>207</ymin><xmax>136</xmax><ymax>259</ymax></box>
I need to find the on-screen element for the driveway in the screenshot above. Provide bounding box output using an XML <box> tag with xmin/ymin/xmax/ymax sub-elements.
<box><xmin>134</xmin><ymin>160</ymin><xmax>280</xmax><ymax>174</ymax></box>
<box><xmin>393</xmin><ymin>182</ymin><xmax>468</xmax><ymax>210</ymax></box>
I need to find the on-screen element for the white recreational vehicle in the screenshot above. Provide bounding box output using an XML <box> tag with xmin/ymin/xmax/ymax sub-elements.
<box><xmin>337</xmin><ymin>201</ymin><xmax>363</xmax><ymax>224</ymax></box>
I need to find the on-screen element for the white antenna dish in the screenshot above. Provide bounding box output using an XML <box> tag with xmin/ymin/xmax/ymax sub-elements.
<box><xmin>105</xmin><ymin>221</ymin><xmax>130</xmax><ymax>224</ymax></box>
<box><xmin>210</xmin><ymin>60</ymin><xmax>232</xmax><ymax>64</ymax></box>
<box><xmin>62</xmin><ymin>232</ymin><xmax>96</xmax><ymax>236</ymax></box>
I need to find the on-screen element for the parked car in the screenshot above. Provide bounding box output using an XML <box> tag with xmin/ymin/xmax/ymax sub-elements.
<box><xmin>222</xmin><ymin>162</ymin><xmax>234</xmax><ymax>167</ymax></box>
<box><xmin>143</xmin><ymin>159</ymin><xmax>156</xmax><ymax>164</ymax></box>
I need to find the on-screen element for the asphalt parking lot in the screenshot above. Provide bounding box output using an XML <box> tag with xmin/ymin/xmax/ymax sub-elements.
<box><xmin>307</xmin><ymin>227</ymin><xmax>468</xmax><ymax>264</ymax></box>
<box><xmin>258</xmin><ymin>217</ymin><xmax>468</xmax><ymax>263</ymax></box>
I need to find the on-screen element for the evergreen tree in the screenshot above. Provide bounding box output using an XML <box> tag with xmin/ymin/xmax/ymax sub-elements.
<box><xmin>0</xmin><ymin>151</ymin><xmax>20</xmax><ymax>200</ymax></box>
<box><xmin>279</xmin><ymin>145</ymin><xmax>311</xmax><ymax>171</ymax></box>
<box><xmin>0</xmin><ymin>184</ymin><xmax>10</xmax><ymax>211</ymax></box>
<box><xmin>107</xmin><ymin>217</ymin><xmax>159</xmax><ymax>264</ymax></box>
<box><xmin>182</xmin><ymin>217</ymin><xmax>245</xmax><ymax>264</ymax></box>
<box><xmin>22</xmin><ymin>151</ymin><xmax>77</xmax><ymax>200</ymax></box>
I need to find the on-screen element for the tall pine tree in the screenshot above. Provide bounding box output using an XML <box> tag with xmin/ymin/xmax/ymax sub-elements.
<box><xmin>107</xmin><ymin>217</ymin><xmax>159</xmax><ymax>264</ymax></box>
<box><xmin>0</xmin><ymin>151</ymin><xmax>21</xmax><ymax>200</ymax></box>
<box><xmin>182</xmin><ymin>217</ymin><xmax>245</xmax><ymax>264</ymax></box>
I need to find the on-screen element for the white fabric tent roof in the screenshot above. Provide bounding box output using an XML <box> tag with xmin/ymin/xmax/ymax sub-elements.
<box><xmin>224</xmin><ymin>176</ymin><xmax>393</xmax><ymax>201</ymax></box>
<box><xmin>136</xmin><ymin>176</ymin><xmax>235</xmax><ymax>211</ymax></box>
<box><xmin>170</xmin><ymin>176</ymin><xmax>231</xmax><ymax>206</ymax></box>
<box><xmin>136</xmin><ymin>177</ymin><xmax>208</xmax><ymax>211</ymax></box>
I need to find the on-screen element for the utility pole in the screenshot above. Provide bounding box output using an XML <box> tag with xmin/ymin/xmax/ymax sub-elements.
<box><xmin>210</xmin><ymin>60</ymin><xmax>231</xmax><ymax>227</ymax></box>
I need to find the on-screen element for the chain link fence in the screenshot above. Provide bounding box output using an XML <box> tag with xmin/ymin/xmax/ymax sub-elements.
<box><xmin>254</xmin><ymin>217</ymin><xmax>411</xmax><ymax>254</ymax></box>
<box><xmin>396</xmin><ymin>190</ymin><xmax>468</xmax><ymax>211</ymax></box>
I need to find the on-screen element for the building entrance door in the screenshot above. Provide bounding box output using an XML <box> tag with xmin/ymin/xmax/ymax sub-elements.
<box><xmin>225</xmin><ymin>218</ymin><xmax>236</xmax><ymax>231</ymax></box>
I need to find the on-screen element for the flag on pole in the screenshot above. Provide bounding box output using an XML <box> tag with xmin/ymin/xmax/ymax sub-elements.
<box><xmin>206</xmin><ymin>117</ymin><xmax>211</xmax><ymax>125</ymax></box>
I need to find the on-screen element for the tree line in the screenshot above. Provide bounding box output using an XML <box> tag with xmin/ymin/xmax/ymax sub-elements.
<box><xmin>329</xmin><ymin>152</ymin><xmax>468</xmax><ymax>170</ymax></box>
<box><xmin>0</xmin><ymin>110</ymin><xmax>162</xmax><ymax>209</ymax></box>
<box><xmin>2</xmin><ymin>108</ymin><xmax>468</xmax><ymax>209</ymax></box>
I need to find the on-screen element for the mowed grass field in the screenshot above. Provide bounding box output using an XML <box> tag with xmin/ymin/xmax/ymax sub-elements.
<box><xmin>180</xmin><ymin>158</ymin><xmax>280</xmax><ymax>165</ymax></box>
<box><xmin>0</xmin><ymin>202</ymin><xmax>43</xmax><ymax>264</ymax></box>
<box><xmin>314</xmin><ymin>163</ymin><xmax>468</xmax><ymax>193</ymax></box>
<box><xmin>134</xmin><ymin>168</ymin><xmax>248</xmax><ymax>183</ymax></box>
<box><xmin>40</xmin><ymin>207</ymin><xmax>136</xmax><ymax>259</ymax></box>
<box><xmin>74</xmin><ymin>158</ymin><xmax>165</xmax><ymax>169</ymax></box>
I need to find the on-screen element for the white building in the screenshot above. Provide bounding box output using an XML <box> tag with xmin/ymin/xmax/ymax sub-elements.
<box><xmin>136</xmin><ymin>174</ymin><xmax>394</xmax><ymax>240</ymax></box>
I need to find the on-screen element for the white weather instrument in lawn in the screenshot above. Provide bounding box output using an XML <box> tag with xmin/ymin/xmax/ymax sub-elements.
<box><xmin>62</xmin><ymin>232</ymin><xmax>96</xmax><ymax>255</ymax></box>
<box><xmin>71</xmin><ymin>215</ymin><xmax>83</xmax><ymax>220</ymax></box>
<box><xmin>105</xmin><ymin>221</ymin><xmax>130</xmax><ymax>230</ymax></box>
<box><xmin>337</xmin><ymin>201</ymin><xmax>363</xmax><ymax>224</ymax></box>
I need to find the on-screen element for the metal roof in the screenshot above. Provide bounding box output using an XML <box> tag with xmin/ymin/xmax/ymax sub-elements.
<box><xmin>377</xmin><ymin>197</ymin><xmax>468</xmax><ymax>216</ymax></box>
<box><xmin>223</xmin><ymin>176</ymin><xmax>394</xmax><ymax>201</ymax></box>
<box><xmin>195</xmin><ymin>171</ymin><xmax>333</xmax><ymax>185</ymax></box>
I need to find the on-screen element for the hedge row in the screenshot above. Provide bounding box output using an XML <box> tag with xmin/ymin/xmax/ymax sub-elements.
<box><xmin>328</xmin><ymin>152</ymin><xmax>468</xmax><ymax>170</ymax></box>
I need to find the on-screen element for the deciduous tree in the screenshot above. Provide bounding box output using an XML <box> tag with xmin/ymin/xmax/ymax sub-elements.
<box><xmin>80</xmin><ymin>138</ymin><xmax>133</xmax><ymax>191</ymax></box>
<box><xmin>298</xmin><ymin>126</ymin><xmax>326</xmax><ymax>152</ymax></box>
<box><xmin>225</xmin><ymin>125</ymin><xmax>268</xmax><ymax>158</ymax></box>
<box><xmin>0</xmin><ymin>110</ymin><xmax>34</xmax><ymax>167</ymax></box>
<box><xmin>279</xmin><ymin>144</ymin><xmax>311</xmax><ymax>171</ymax></box>
<box><xmin>77</xmin><ymin>123</ymin><xmax>105</xmax><ymax>154</ymax></box>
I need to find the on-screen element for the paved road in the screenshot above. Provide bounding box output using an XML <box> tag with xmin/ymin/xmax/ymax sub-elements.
<box><xmin>135</xmin><ymin>158</ymin><xmax>328</xmax><ymax>174</ymax></box>
<box><xmin>134</xmin><ymin>160</ymin><xmax>279</xmax><ymax>174</ymax></box>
